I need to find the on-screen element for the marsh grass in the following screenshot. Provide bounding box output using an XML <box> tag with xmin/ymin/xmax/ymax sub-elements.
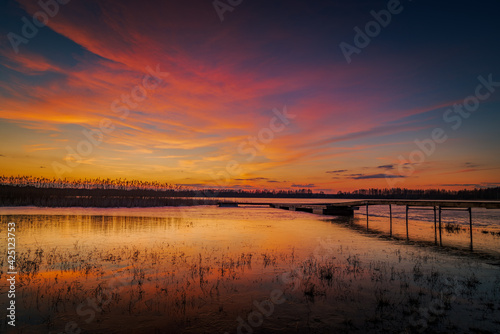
<box><xmin>445</xmin><ymin>222</ymin><xmax>464</xmax><ymax>234</ymax></box>
<box><xmin>7</xmin><ymin>240</ymin><xmax>500</xmax><ymax>334</ymax></box>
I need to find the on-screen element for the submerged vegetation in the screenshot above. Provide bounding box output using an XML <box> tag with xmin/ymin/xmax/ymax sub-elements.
<box><xmin>444</xmin><ymin>222</ymin><xmax>464</xmax><ymax>233</ymax></box>
<box><xmin>8</xmin><ymin>237</ymin><xmax>500</xmax><ymax>333</ymax></box>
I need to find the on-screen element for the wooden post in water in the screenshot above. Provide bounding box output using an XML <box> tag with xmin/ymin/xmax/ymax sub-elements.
<box><xmin>469</xmin><ymin>207</ymin><xmax>473</xmax><ymax>252</ymax></box>
<box><xmin>405</xmin><ymin>205</ymin><xmax>409</xmax><ymax>241</ymax></box>
<box><xmin>366</xmin><ymin>203</ymin><xmax>369</xmax><ymax>231</ymax></box>
<box><xmin>433</xmin><ymin>206</ymin><xmax>437</xmax><ymax>245</ymax></box>
<box><xmin>389</xmin><ymin>204</ymin><xmax>393</xmax><ymax>237</ymax></box>
<box><xmin>438</xmin><ymin>206</ymin><xmax>442</xmax><ymax>246</ymax></box>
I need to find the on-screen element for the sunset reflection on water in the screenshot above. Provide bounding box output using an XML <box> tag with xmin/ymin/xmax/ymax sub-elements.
<box><xmin>1</xmin><ymin>206</ymin><xmax>500</xmax><ymax>333</ymax></box>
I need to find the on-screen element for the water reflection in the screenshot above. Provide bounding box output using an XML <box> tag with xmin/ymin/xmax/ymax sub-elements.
<box><xmin>1</xmin><ymin>207</ymin><xmax>499</xmax><ymax>333</ymax></box>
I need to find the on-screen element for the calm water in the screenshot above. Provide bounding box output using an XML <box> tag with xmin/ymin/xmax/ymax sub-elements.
<box><xmin>1</xmin><ymin>205</ymin><xmax>500</xmax><ymax>333</ymax></box>
<box><xmin>217</xmin><ymin>198</ymin><xmax>500</xmax><ymax>255</ymax></box>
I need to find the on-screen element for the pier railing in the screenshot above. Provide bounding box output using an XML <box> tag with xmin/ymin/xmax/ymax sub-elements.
<box><xmin>218</xmin><ymin>199</ymin><xmax>500</xmax><ymax>252</ymax></box>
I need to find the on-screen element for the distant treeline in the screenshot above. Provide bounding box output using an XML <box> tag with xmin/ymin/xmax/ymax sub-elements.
<box><xmin>334</xmin><ymin>187</ymin><xmax>500</xmax><ymax>200</ymax></box>
<box><xmin>0</xmin><ymin>185</ymin><xmax>222</xmax><ymax>207</ymax></box>
<box><xmin>2</xmin><ymin>175</ymin><xmax>498</xmax><ymax>201</ymax></box>
<box><xmin>0</xmin><ymin>183</ymin><xmax>499</xmax><ymax>208</ymax></box>
<box><xmin>199</xmin><ymin>187</ymin><xmax>500</xmax><ymax>199</ymax></box>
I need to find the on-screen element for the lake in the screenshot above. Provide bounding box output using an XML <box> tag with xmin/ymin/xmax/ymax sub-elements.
<box><xmin>1</xmin><ymin>203</ymin><xmax>500</xmax><ymax>333</ymax></box>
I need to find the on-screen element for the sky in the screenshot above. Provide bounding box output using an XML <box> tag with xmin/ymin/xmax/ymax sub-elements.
<box><xmin>0</xmin><ymin>0</ymin><xmax>500</xmax><ymax>192</ymax></box>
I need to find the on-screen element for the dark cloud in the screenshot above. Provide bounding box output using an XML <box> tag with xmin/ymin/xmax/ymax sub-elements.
<box><xmin>350</xmin><ymin>174</ymin><xmax>406</xmax><ymax>180</ymax></box>
<box><xmin>178</xmin><ymin>183</ymin><xmax>259</xmax><ymax>189</ymax></box>
<box><xmin>234</xmin><ymin>177</ymin><xmax>269</xmax><ymax>181</ymax></box>
<box><xmin>175</xmin><ymin>183</ymin><xmax>207</xmax><ymax>188</ymax></box>
<box><xmin>326</xmin><ymin>169</ymin><xmax>347</xmax><ymax>174</ymax></box>
<box><xmin>481</xmin><ymin>183</ymin><xmax>500</xmax><ymax>187</ymax></box>
<box><xmin>441</xmin><ymin>184</ymin><xmax>478</xmax><ymax>187</ymax></box>
<box><xmin>291</xmin><ymin>183</ymin><xmax>315</xmax><ymax>188</ymax></box>
<box><xmin>463</xmin><ymin>162</ymin><xmax>481</xmax><ymax>168</ymax></box>
<box><xmin>377</xmin><ymin>164</ymin><xmax>394</xmax><ymax>170</ymax></box>
<box><xmin>441</xmin><ymin>183</ymin><xmax>500</xmax><ymax>189</ymax></box>
<box><xmin>236</xmin><ymin>185</ymin><xmax>256</xmax><ymax>189</ymax></box>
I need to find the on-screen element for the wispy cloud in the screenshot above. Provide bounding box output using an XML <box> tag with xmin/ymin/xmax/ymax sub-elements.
<box><xmin>234</xmin><ymin>177</ymin><xmax>269</xmax><ymax>181</ymax></box>
<box><xmin>291</xmin><ymin>183</ymin><xmax>315</xmax><ymax>188</ymax></box>
<box><xmin>377</xmin><ymin>164</ymin><xmax>394</xmax><ymax>170</ymax></box>
<box><xmin>326</xmin><ymin>169</ymin><xmax>347</xmax><ymax>174</ymax></box>
<box><xmin>463</xmin><ymin>162</ymin><xmax>481</xmax><ymax>169</ymax></box>
<box><xmin>441</xmin><ymin>183</ymin><xmax>500</xmax><ymax>189</ymax></box>
<box><xmin>350</xmin><ymin>174</ymin><xmax>406</xmax><ymax>180</ymax></box>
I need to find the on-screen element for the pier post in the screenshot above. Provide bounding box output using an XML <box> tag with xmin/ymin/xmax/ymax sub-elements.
<box><xmin>389</xmin><ymin>204</ymin><xmax>392</xmax><ymax>237</ymax></box>
<box><xmin>405</xmin><ymin>205</ymin><xmax>409</xmax><ymax>241</ymax></box>
<box><xmin>469</xmin><ymin>207</ymin><xmax>473</xmax><ymax>252</ymax></box>
<box><xmin>438</xmin><ymin>207</ymin><xmax>442</xmax><ymax>246</ymax></box>
<box><xmin>366</xmin><ymin>203</ymin><xmax>369</xmax><ymax>231</ymax></box>
<box><xmin>433</xmin><ymin>206</ymin><xmax>437</xmax><ymax>245</ymax></box>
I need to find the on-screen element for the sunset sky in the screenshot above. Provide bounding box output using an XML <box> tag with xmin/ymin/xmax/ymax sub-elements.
<box><xmin>1</xmin><ymin>0</ymin><xmax>499</xmax><ymax>192</ymax></box>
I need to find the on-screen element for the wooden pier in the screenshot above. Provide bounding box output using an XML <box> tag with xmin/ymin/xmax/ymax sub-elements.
<box><xmin>218</xmin><ymin>199</ymin><xmax>500</xmax><ymax>252</ymax></box>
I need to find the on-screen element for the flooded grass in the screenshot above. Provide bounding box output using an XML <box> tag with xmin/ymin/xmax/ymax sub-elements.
<box><xmin>1</xmin><ymin>207</ymin><xmax>500</xmax><ymax>333</ymax></box>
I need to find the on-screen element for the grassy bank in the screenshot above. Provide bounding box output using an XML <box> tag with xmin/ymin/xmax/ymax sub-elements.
<box><xmin>0</xmin><ymin>185</ymin><xmax>223</xmax><ymax>207</ymax></box>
